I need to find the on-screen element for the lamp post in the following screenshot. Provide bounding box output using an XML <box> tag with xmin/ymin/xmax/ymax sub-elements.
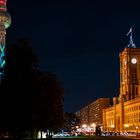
<box><xmin>136</xmin><ymin>126</ymin><xmax>139</xmax><ymax>136</ymax></box>
<box><xmin>111</xmin><ymin>125</ymin><xmax>114</xmax><ymax>132</ymax></box>
<box><xmin>82</xmin><ymin>124</ymin><xmax>87</xmax><ymax>134</ymax></box>
<box><xmin>91</xmin><ymin>123</ymin><xmax>96</xmax><ymax>134</ymax></box>
<box><xmin>100</xmin><ymin>126</ymin><xmax>103</xmax><ymax>132</ymax></box>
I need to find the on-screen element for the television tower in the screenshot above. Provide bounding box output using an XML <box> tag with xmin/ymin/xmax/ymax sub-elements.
<box><xmin>0</xmin><ymin>0</ymin><xmax>11</xmax><ymax>79</ymax></box>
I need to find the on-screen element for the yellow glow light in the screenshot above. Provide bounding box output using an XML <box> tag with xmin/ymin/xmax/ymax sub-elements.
<box><xmin>111</xmin><ymin>125</ymin><xmax>114</xmax><ymax>128</ymax></box>
<box><xmin>91</xmin><ymin>123</ymin><xmax>96</xmax><ymax>127</ymax></box>
<box><xmin>124</xmin><ymin>124</ymin><xmax>129</xmax><ymax>127</ymax></box>
<box><xmin>82</xmin><ymin>124</ymin><xmax>87</xmax><ymax>128</ymax></box>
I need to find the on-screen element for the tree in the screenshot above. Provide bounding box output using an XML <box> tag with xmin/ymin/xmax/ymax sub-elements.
<box><xmin>33</xmin><ymin>72</ymin><xmax>64</xmax><ymax>138</ymax></box>
<box><xmin>63</xmin><ymin>112</ymin><xmax>80</xmax><ymax>132</ymax></box>
<box><xmin>0</xmin><ymin>38</ymin><xmax>39</xmax><ymax>137</ymax></box>
<box><xmin>0</xmin><ymin>38</ymin><xmax>64</xmax><ymax>138</ymax></box>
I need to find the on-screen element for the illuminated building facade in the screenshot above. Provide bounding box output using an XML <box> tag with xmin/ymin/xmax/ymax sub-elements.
<box><xmin>0</xmin><ymin>0</ymin><xmax>11</xmax><ymax>79</ymax></box>
<box><xmin>103</xmin><ymin>29</ymin><xmax>140</xmax><ymax>132</ymax></box>
<box><xmin>75</xmin><ymin>98</ymin><xmax>110</xmax><ymax>127</ymax></box>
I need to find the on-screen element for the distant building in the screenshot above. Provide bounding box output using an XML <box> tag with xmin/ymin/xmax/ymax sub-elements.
<box><xmin>103</xmin><ymin>30</ymin><xmax>140</xmax><ymax>132</ymax></box>
<box><xmin>75</xmin><ymin>98</ymin><xmax>110</xmax><ymax>126</ymax></box>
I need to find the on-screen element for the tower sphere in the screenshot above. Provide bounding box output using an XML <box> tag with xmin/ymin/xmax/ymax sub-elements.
<box><xmin>0</xmin><ymin>11</ymin><xmax>11</xmax><ymax>28</ymax></box>
<box><xmin>0</xmin><ymin>0</ymin><xmax>11</xmax><ymax>29</ymax></box>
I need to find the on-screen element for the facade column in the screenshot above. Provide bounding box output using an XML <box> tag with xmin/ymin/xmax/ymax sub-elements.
<box><xmin>113</xmin><ymin>97</ymin><xmax>117</xmax><ymax>131</ymax></box>
<box><xmin>120</xmin><ymin>95</ymin><xmax>124</xmax><ymax>131</ymax></box>
<box><xmin>102</xmin><ymin>109</ymin><xmax>106</xmax><ymax>131</ymax></box>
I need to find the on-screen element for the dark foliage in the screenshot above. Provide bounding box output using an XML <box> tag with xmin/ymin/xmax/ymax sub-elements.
<box><xmin>0</xmin><ymin>38</ymin><xmax>64</xmax><ymax>138</ymax></box>
<box><xmin>33</xmin><ymin>71</ymin><xmax>64</xmax><ymax>131</ymax></box>
<box><xmin>63</xmin><ymin>112</ymin><xmax>80</xmax><ymax>131</ymax></box>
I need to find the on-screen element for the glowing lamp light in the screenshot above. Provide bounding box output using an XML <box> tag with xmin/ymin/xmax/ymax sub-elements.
<box><xmin>124</xmin><ymin>124</ymin><xmax>129</xmax><ymax>128</ymax></box>
<box><xmin>38</xmin><ymin>131</ymin><xmax>47</xmax><ymax>139</ymax></box>
<box><xmin>100</xmin><ymin>126</ymin><xmax>103</xmax><ymax>131</ymax></box>
<box><xmin>111</xmin><ymin>125</ymin><xmax>114</xmax><ymax>128</ymax></box>
<box><xmin>76</xmin><ymin>126</ymin><xmax>79</xmax><ymax>129</ymax></box>
<box><xmin>91</xmin><ymin>123</ymin><xmax>96</xmax><ymax>127</ymax></box>
<box><xmin>82</xmin><ymin>124</ymin><xmax>87</xmax><ymax>128</ymax></box>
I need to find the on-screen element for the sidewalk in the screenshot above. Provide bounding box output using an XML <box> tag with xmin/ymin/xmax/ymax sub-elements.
<box><xmin>126</xmin><ymin>136</ymin><xmax>140</xmax><ymax>140</ymax></box>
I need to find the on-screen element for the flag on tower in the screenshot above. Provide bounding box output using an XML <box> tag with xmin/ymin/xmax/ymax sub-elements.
<box><xmin>127</xmin><ymin>27</ymin><xmax>132</xmax><ymax>36</ymax></box>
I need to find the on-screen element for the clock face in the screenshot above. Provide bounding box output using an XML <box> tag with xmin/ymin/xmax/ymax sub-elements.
<box><xmin>131</xmin><ymin>58</ymin><xmax>137</xmax><ymax>64</ymax></box>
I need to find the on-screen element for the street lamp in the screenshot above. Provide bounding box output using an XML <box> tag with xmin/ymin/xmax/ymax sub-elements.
<box><xmin>136</xmin><ymin>126</ymin><xmax>139</xmax><ymax>135</ymax></box>
<box><xmin>76</xmin><ymin>126</ymin><xmax>79</xmax><ymax>129</ymax></box>
<box><xmin>111</xmin><ymin>125</ymin><xmax>114</xmax><ymax>128</ymax></box>
<box><xmin>100</xmin><ymin>126</ymin><xmax>103</xmax><ymax>131</ymax></box>
<box><xmin>91</xmin><ymin>123</ymin><xmax>96</xmax><ymax>127</ymax></box>
<box><xmin>111</xmin><ymin>125</ymin><xmax>114</xmax><ymax>132</ymax></box>
<box><xmin>82</xmin><ymin>124</ymin><xmax>87</xmax><ymax>128</ymax></box>
<box><xmin>82</xmin><ymin>124</ymin><xmax>87</xmax><ymax>135</ymax></box>
<box><xmin>124</xmin><ymin>124</ymin><xmax>129</xmax><ymax>132</ymax></box>
<box><xmin>91</xmin><ymin>123</ymin><xmax>96</xmax><ymax>133</ymax></box>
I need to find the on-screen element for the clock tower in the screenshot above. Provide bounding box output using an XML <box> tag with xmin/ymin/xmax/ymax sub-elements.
<box><xmin>103</xmin><ymin>28</ymin><xmax>140</xmax><ymax>133</ymax></box>
<box><xmin>119</xmin><ymin>28</ymin><xmax>140</xmax><ymax>101</ymax></box>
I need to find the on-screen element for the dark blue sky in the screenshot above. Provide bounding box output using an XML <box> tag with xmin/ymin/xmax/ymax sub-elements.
<box><xmin>7</xmin><ymin>0</ymin><xmax>140</xmax><ymax>112</ymax></box>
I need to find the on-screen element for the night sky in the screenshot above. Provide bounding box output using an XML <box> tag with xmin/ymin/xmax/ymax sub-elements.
<box><xmin>7</xmin><ymin>0</ymin><xmax>140</xmax><ymax>112</ymax></box>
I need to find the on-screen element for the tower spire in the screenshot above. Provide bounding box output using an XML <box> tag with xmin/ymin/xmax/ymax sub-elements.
<box><xmin>127</xmin><ymin>27</ymin><xmax>136</xmax><ymax>48</ymax></box>
<box><xmin>0</xmin><ymin>0</ymin><xmax>11</xmax><ymax>80</ymax></box>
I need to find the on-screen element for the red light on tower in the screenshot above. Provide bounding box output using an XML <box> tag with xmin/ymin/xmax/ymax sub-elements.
<box><xmin>0</xmin><ymin>0</ymin><xmax>7</xmax><ymax>11</ymax></box>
